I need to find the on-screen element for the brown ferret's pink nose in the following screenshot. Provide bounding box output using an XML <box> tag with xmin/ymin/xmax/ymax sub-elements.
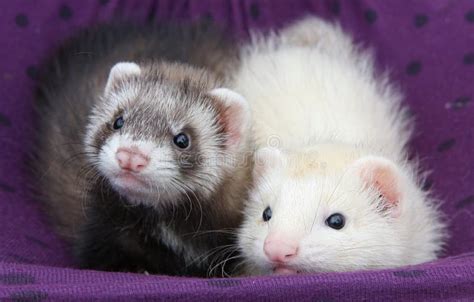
<box><xmin>116</xmin><ymin>147</ymin><xmax>150</xmax><ymax>173</ymax></box>
<box><xmin>264</xmin><ymin>234</ymin><xmax>299</xmax><ymax>263</ymax></box>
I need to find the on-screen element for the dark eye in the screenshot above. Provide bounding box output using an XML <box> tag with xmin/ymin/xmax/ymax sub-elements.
<box><xmin>173</xmin><ymin>133</ymin><xmax>190</xmax><ymax>149</ymax></box>
<box><xmin>113</xmin><ymin>116</ymin><xmax>124</xmax><ymax>130</ymax></box>
<box><xmin>325</xmin><ymin>213</ymin><xmax>345</xmax><ymax>230</ymax></box>
<box><xmin>262</xmin><ymin>206</ymin><xmax>272</xmax><ymax>222</ymax></box>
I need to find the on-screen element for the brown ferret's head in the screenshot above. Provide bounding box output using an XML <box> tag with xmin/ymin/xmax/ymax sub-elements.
<box><xmin>84</xmin><ymin>61</ymin><xmax>252</xmax><ymax>207</ymax></box>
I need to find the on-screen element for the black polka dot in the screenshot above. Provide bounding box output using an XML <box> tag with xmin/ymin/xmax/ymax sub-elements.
<box><xmin>393</xmin><ymin>270</ymin><xmax>426</xmax><ymax>278</ymax></box>
<box><xmin>15</xmin><ymin>14</ymin><xmax>29</xmax><ymax>28</ymax></box>
<box><xmin>0</xmin><ymin>273</ymin><xmax>35</xmax><ymax>285</ymax></box>
<box><xmin>466</xmin><ymin>10</ymin><xmax>474</xmax><ymax>23</ymax></box>
<box><xmin>59</xmin><ymin>4</ymin><xmax>73</xmax><ymax>20</ymax></box>
<box><xmin>421</xmin><ymin>178</ymin><xmax>433</xmax><ymax>191</ymax></box>
<box><xmin>99</xmin><ymin>0</ymin><xmax>110</xmax><ymax>5</ymax></box>
<box><xmin>249</xmin><ymin>3</ymin><xmax>260</xmax><ymax>20</ymax></box>
<box><xmin>0</xmin><ymin>112</ymin><xmax>11</xmax><ymax>127</ymax></box>
<box><xmin>207</xmin><ymin>279</ymin><xmax>242</xmax><ymax>288</ymax></box>
<box><xmin>463</xmin><ymin>52</ymin><xmax>474</xmax><ymax>65</ymax></box>
<box><xmin>437</xmin><ymin>138</ymin><xmax>456</xmax><ymax>152</ymax></box>
<box><xmin>364</xmin><ymin>9</ymin><xmax>377</xmax><ymax>24</ymax></box>
<box><xmin>10</xmin><ymin>291</ymin><xmax>47</xmax><ymax>302</ymax></box>
<box><xmin>26</xmin><ymin>66</ymin><xmax>38</xmax><ymax>80</ymax></box>
<box><xmin>414</xmin><ymin>14</ymin><xmax>429</xmax><ymax>28</ymax></box>
<box><xmin>327</xmin><ymin>0</ymin><xmax>341</xmax><ymax>15</ymax></box>
<box><xmin>456</xmin><ymin>195</ymin><xmax>474</xmax><ymax>209</ymax></box>
<box><xmin>0</xmin><ymin>182</ymin><xmax>15</xmax><ymax>193</ymax></box>
<box><xmin>406</xmin><ymin>61</ymin><xmax>422</xmax><ymax>75</ymax></box>
<box><xmin>449</xmin><ymin>96</ymin><xmax>471</xmax><ymax>110</ymax></box>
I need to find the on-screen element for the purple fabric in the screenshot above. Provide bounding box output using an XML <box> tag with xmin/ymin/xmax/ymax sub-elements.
<box><xmin>0</xmin><ymin>0</ymin><xmax>473</xmax><ymax>300</ymax></box>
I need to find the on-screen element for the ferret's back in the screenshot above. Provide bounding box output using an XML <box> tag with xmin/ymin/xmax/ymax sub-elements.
<box><xmin>232</xmin><ymin>25</ymin><xmax>411</xmax><ymax>158</ymax></box>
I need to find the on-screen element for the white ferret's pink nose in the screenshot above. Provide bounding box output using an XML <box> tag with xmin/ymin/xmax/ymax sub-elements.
<box><xmin>263</xmin><ymin>234</ymin><xmax>299</xmax><ymax>263</ymax></box>
<box><xmin>116</xmin><ymin>147</ymin><xmax>150</xmax><ymax>173</ymax></box>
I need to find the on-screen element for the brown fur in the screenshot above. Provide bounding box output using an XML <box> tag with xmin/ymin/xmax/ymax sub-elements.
<box><xmin>29</xmin><ymin>22</ymin><xmax>251</xmax><ymax>276</ymax></box>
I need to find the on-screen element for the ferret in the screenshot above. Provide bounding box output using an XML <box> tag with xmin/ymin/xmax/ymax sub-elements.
<box><xmin>30</xmin><ymin>22</ymin><xmax>253</xmax><ymax>276</ymax></box>
<box><xmin>232</xmin><ymin>17</ymin><xmax>446</xmax><ymax>275</ymax></box>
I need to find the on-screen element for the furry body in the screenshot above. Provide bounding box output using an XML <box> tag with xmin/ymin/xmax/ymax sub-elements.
<box><xmin>31</xmin><ymin>22</ymin><xmax>251</xmax><ymax>276</ymax></box>
<box><xmin>233</xmin><ymin>17</ymin><xmax>446</xmax><ymax>275</ymax></box>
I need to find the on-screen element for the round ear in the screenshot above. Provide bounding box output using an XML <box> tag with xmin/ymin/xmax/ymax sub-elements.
<box><xmin>105</xmin><ymin>62</ymin><xmax>141</xmax><ymax>95</ymax></box>
<box><xmin>208</xmin><ymin>88</ymin><xmax>251</xmax><ymax>151</ymax></box>
<box><xmin>253</xmin><ymin>147</ymin><xmax>285</xmax><ymax>180</ymax></box>
<box><xmin>350</xmin><ymin>156</ymin><xmax>404</xmax><ymax>218</ymax></box>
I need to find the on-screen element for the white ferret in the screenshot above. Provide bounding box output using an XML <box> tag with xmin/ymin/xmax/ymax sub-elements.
<box><xmin>233</xmin><ymin>17</ymin><xmax>446</xmax><ymax>275</ymax></box>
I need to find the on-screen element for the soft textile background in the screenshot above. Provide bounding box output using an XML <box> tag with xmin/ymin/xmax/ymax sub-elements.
<box><xmin>0</xmin><ymin>0</ymin><xmax>473</xmax><ymax>300</ymax></box>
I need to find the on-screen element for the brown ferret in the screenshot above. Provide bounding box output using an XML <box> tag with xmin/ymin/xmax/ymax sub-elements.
<box><xmin>30</xmin><ymin>22</ymin><xmax>253</xmax><ymax>276</ymax></box>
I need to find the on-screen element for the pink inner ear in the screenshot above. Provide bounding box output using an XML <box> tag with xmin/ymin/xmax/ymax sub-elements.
<box><xmin>360</xmin><ymin>163</ymin><xmax>401</xmax><ymax>208</ymax></box>
<box><xmin>218</xmin><ymin>104</ymin><xmax>242</xmax><ymax>149</ymax></box>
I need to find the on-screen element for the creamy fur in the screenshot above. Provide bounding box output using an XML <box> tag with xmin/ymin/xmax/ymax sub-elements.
<box><xmin>234</xmin><ymin>17</ymin><xmax>446</xmax><ymax>275</ymax></box>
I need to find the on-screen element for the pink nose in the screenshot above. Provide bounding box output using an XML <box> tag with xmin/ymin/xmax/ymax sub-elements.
<box><xmin>116</xmin><ymin>147</ymin><xmax>150</xmax><ymax>173</ymax></box>
<box><xmin>263</xmin><ymin>234</ymin><xmax>299</xmax><ymax>263</ymax></box>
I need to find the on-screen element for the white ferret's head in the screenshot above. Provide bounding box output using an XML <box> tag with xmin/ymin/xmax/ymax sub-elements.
<box><xmin>84</xmin><ymin>62</ymin><xmax>251</xmax><ymax>207</ymax></box>
<box><xmin>238</xmin><ymin>146</ymin><xmax>445</xmax><ymax>275</ymax></box>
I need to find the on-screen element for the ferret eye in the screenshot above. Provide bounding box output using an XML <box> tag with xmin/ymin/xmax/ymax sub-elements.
<box><xmin>326</xmin><ymin>213</ymin><xmax>345</xmax><ymax>230</ymax></box>
<box><xmin>262</xmin><ymin>206</ymin><xmax>272</xmax><ymax>222</ymax></box>
<box><xmin>113</xmin><ymin>116</ymin><xmax>124</xmax><ymax>130</ymax></box>
<box><xmin>173</xmin><ymin>133</ymin><xmax>190</xmax><ymax>149</ymax></box>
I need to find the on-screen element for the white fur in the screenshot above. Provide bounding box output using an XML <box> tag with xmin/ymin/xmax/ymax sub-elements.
<box><xmin>233</xmin><ymin>18</ymin><xmax>411</xmax><ymax>159</ymax></box>
<box><xmin>159</xmin><ymin>222</ymin><xmax>201</xmax><ymax>263</ymax></box>
<box><xmin>235</xmin><ymin>17</ymin><xmax>446</xmax><ymax>275</ymax></box>
<box><xmin>97</xmin><ymin>133</ymin><xmax>180</xmax><ymax>206</ymax></box>
<box><xmin>105</xmin><ymin>62</ymin><xmax>141</xmax><ymax>95</ymax></box>
<box><xmin>210</xmin><ymin>88</ymin><xmax>248</xmax><ymax>108</ymax></box>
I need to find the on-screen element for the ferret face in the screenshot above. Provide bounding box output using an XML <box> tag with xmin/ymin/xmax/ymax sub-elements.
<box><xmin>239</xmin><ymin>147</ymin><xmax>428</xmax><ymax>275</ymax></box>
<box><xmin>84</xmin><ymin>62</ymin><xmax>250</xmax><ymax>207</ymax></box>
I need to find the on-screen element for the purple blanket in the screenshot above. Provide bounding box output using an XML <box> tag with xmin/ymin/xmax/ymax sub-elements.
<box><xmin>0</xmin><ymin>0</ymin><xmax>473</xmax><ymax>300</ymax></box>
